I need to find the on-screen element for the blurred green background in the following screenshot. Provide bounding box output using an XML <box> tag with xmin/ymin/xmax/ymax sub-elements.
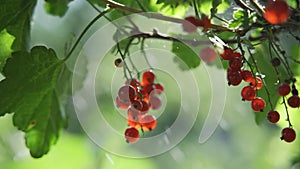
<box><xmin>0</xmin><ymin>0</ymin><xmax>300</xmax><ymax>169</ymax></box>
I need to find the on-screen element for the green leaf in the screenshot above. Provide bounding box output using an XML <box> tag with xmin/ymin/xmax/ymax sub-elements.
<box><xmin>44</xmin><ymin>0</ymin><xmax>74</xmax><ymax>17</ymax></box>
<box><xmin>0</xmin><ymin>29</ymin><xmax>15</xmax><ymax>71</ymax></box>
<box><xmin>0</xmin><ymin>46</ymin><xmax>65</xmax><ymax>158</ymax></box>
<box><xmin>172</xmin><ymin>41</ymin><xmax>200</xmax><ymax>70</ymax></box>
<box><xmin>0</xmin><ymin>0</ymin><xmax>36</xmax><ymax>51</ymax></box>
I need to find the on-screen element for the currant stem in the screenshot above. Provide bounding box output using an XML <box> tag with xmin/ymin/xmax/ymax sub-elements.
<box><xmin>282</xmin><ymin>96</ymin><xmax>293</xmax><ymax>127</ymax></box>
<box><xmin>192</xmin><ymin>0</ymin><xmax>200</xmax><ymax>19</ymax></box>
<box><xmin>63</xmin><ymin>8</ymin><xmax>111</xmax><ymax>61</ymax></box>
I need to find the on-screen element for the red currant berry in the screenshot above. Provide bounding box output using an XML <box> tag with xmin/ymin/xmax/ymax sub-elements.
<box><xmin>220</xmin><ymin>47</ymin><xmax>234</xmax><ymax>60</ymax></box>
<box><xmin>241</xmin><ymin>70</ymin><xmax>254</xmax><ymax>82</ymax></box>
<box><xmin>142</xmin><ymin>70</ymin><xmax>155</xmax><ymax>86</ymax></box>
<box><xmin>118</xmin><ymin>85</ymin><xmax>136</xmax><ymax>102</ymax></box>
<box><xmin>251</xmin><ymin>97</ymin><xmax>266</xmax><ymax>112</ymax></box>
<box><xmin>153</xmin><ymin>83</ymin><xmax>164</xmax><ymax>94</ymax></box>
<box><xmin>229</xmin><ymin>57</ymin><xmax>242</xmax><ymax>71</ymax></box>
<box><xmin>281</xmin><ymin>127</ymin><xmax>296</xmax><ymax>143</ymax></box>
<box><xmin>263</xmin><ymin>0</ymin><xmax>290</xmax><ymax>25</ymax></box>
<box><xmin>199</xmin><ymin>16</ymin><xmax>211</xmax><ymax>31</ymax></box>
<box><xmin>140</xmin><ymin>115</ymin><xmax>157</xmax><ymax>131</ymax></box>
<box><xmin>127</xmin><ymin>78</ymin><xmax>140</xmax><ymax>90</ymax></box>
<box><xmin>250</xmin><ymin>77</ymin><xmax>263</xmax><ymax>90</ymax></box>
<box><xmin>131</xmin><ymin>100</ymin><xmax>143</xmax><ymax>111</ymax></box>
<box><xmin>241</xmin><ymin>86</ymin><xmax>256</xmax><ymax>101</ymax></box>
<box><xmin>267</xmin><ymin>110</ymin><xmax>280</xmax><ymax>123</ymax></box>
<box><xmin>115</xmin><ymin>96</ymin><xmax>130</xmax><ymax>110</ymax></box>
<box><xmin>127</xmin><ymin>107</ymin><xmax>141</xmax><ymax>128</ymax></box>
<box><xmin>227</xmin><ymin>69</ymin><xmax>242</xmax><ymax>86</ymax></box>
<box><xmin>125</xmin><ymin>127</ymin><xmax>140</xmax><ymax>143</ymax></box>
<box><xmin>199</xmin><ymin>46</ymin><xmax>217</xmax><ymax>63</ymax></box>
<box><xmin>277</xmin><ymin>83</ymin><xmax>291</xmax><ymax>96</ymax></box>
<box><xmin>182</xmin><ymin>16</ymin><xmax>201</xmax><ymax>33</ymax></box>
<box><xmin>143</xmin><ymin>84</ymin><xmax>154</xmax><ymax>95</ymax></box>
<box><xmin>140</xmin><ymin>100</ymin><xmax>149</xmax><ymax>114</ymax></box>
<box><xmin>149</xmin><ymin>95</ymin><xmax>162</xmax><ymax>110</ymax></box>
<box><xmin>287</xmin><ymin>95</ymin><xmax>300</xmax><ymax>108</ymax></box>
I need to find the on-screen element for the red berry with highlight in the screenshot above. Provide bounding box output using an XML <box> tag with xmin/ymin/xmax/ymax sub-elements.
<box><xmin>267</xmin><ymin>110</ymin><xmax>280</xmax><ymax>123</ymax></box>
<box><xmin>251</xmin><ymin>97</ymin><xmax>266</xmax><ymax>112</ymax></box>
<box><xmin>118</xmin><ymin>85</ymin><xmax>136</xmax><ymax>102</ymax></box>
<box><xmin>142</xmin><ymin>70</ymin><xmax>155</xmax><ymax>86</ymax></box>
<box><xmin>241</xmin><ymin>70</ymin><xmax>254</xmax><ymax>82</ymax></box>
<box><xmin>241</xmin><ymin>86</ymin><xmax>256</xmax><ymax>101</ymax></box>
<box><xmin>277</xmin><ymin>83</ymin><xmax>291</xmax><ymax>96</ymax></box>
<box><xmin>140</xmin><ymin>115</ymin><xmax>157</xmax><ymax>131</ymax></box>
<box><xmin>227</xmin><ymin>69</ymin><xmax>242</xmax><ymax>86</ymax></box>
<box><xmin>287</xmin><ymin>95</ymin><xmax>300</xmax><ymax>108</ymax></box>
<box><xmin>281</xmin><ymin>127</ymin><xmax>296</xmax><ymax>143</ymax></box>
<box><xmin>263</xmin><ymin>0</ymin><xmax>290</xmax><ymax>25</ymax></box>
<box><xmin>125</xmin><ymin>127</ymin><xmax>140</xmax><ymax>143</ymax></box>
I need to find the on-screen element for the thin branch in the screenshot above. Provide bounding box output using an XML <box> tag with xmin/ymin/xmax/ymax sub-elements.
<box><xmin>234</xmin><ymin>0</ymin><xmax>254</xmax><ymax>12</ymax></box>
<box><xmin>100</xmin><ymin>0</ymin><xmax>233</xmax><ymax>32</ymax></box>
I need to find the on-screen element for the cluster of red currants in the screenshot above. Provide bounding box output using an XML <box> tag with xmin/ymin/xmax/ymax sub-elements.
<box><xmin>220</xmin><ymin>47</ymin><xmax>266</xmax><ymax>112</ymax></box>
<box><xmin>267</xmin><ymin>82</ymin><xmax>300</xmax><ymax>142</ymax></box>
<box><xmin>115</xmin><ymin>70</ymin><xmax>164</xmax><ymax>143</ymax></box>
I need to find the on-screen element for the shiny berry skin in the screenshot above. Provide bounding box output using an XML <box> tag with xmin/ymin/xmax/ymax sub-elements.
<box><xmin>199</xmin><ymin>46</ymin><xmax>217</xmax><ymax>63</ymax></box>
<box><xmin>229</xmin><ymin>57</ymin><xmax>242</xmax><ymax>70</ymax></box>
<box><xmin>227</xmin><ymin>69</ymin><xmax>242</xmax><ymax>86</ymax></box>
<box><xmin>182</xmin><ymin>16</ymin><xmax>201</xmax><ymax>33</ymax></box>
<box><xmin>267</xmin><ymin>110</ymin><xmax>280</xmax><ymax>123</ymax></box>
<box><xmin>118</xmin><ymin>85</ymin><xmax>136</xmax><ymax>102</ymax></box>
<box><xmin>287</xmin><ymin>95</ymin><xmax>300</xmax><ymax>108</ymax></box>
<box><xmin>250</xmin><ymin>77</ymin><xmax>263</xmax><ymax>90</ymax></box>
<box><xmin>281</xmin><ymin>127</ymin><xmax>296</xmax><ymax>143</ymax></box>
<box><xmin>115</xmin><ymin>96</ymin><xmax>130</xmax><ymax>110</ymax></box>
<box><xmin>142</xmin><ymin>70</ymin><xmax>155</xmax><ymax>86</ymax></box>
<box><xmin>125</xmin><ymin>127</ymin><xmax>140</xmax><ymax>143</ymax></box>
<box><xmin>241</xmin><ymin>70</ymin><xmax>254</xmax><ymax>82</ymax></box>
<box><xmin>277</xmin><ymin>83</ymin><xmax>291</xmax><ymax>96</ymax></box>
<box><xmin>241</xmin><ymin>86</ymin><xmax>256</xmax><ymax>101</ymax></box>
<box><xmin>263</xmin><ymin>0</ymin><xmax>290</xmax><ymax>25</ymax></box>
<box><xmin>220</xmin><ymin>47</ymin><xmax>234</xmax><ymax>60</ymax></box>
<box><xmin>140</xmin><ymin>115</ymin><xmax>157</xmax><ymax>131</ymax></box>
<box><xmin>251</xmin><ymin>97</ymin><xmax>266</xmax><ymax>112</ymax></box>
<box><xmin>149</xmin><ymin>95</ymin><xmax>162</xmax><ymax>110</ymax></box>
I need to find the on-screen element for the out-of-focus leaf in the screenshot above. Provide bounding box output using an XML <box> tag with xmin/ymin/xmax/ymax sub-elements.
<box><xmin>172</xmin><ymin>41</ymin><xmax>200</xmax><ymax>70</ymax></box>
<box><xmin>44</xmin><ymin>0</ymin><xmax>74</xmax><ymax>17</ymax></box>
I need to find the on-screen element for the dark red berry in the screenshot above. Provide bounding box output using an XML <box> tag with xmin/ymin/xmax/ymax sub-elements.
<box><xmin>251</xmin><ymin>97</ymin><xmax>266</xmax><ymax>112</ymax></box>
<box><xmin>287</xmin><ymin>95</ymin><xmax>300</xmax><ymax>108</ymax></box>
<box><xmin>277</xmin><ymin>83</ymin><xmax>291</xmax><ymax>96</ymax></box>
<box><xmin>153</xmin><ymin>83</ymin><xmax>164</xmax><ymax>94</ymax></box>
<box><xmin>250</xmin><ymin>77</ymin><xmax>263</xmax><ymax>90</ymax></box>
<box><xmin>241</xmin><ymin>86</ymin><xmax>256</xmax><ymax>101</ymax></box>
<box><xmin>281</xmin><ymin>127</ymin><xmax>296</xmax><ymax>143</ymax></box>
<box><xmin>241</xmin><ymin>70</ymin><xmax>254</xmax><ymax>82</ymax></box>
<box><xmin>229</xmin><ymin>57</ymin><xmax>242</xmax><ymax>70</ymax></box>
<box><xmin>114</xmin><ymin>58</ymin><xmax>123</xmax><ymax>67</ymax></box>
<box><xmin>271</xmin><ymin>57</ymin><xmax>281</xmax><ymax>67</ymax></box>
<box><xmin>220</xmin><ymin>47</ymin><xmax>234</xmax><ymax>60</ymax></box>
<box><xmin>125</xmin><ymin>127</ymin><xmax>140</xmax><ymax>143</ymax></box>
<box><xmin>199</xmin><ymin>16</ymin><xmax>211</xmax><ymax>31</ymax></box>
<box><xmin>182</xmin><ymin>16</ymin><xmax>201</xmax><ymax>33</ymax></box>
<box><xmin>267</xmin><ymin>110</ymin><xmax>280</xmax><ymax>123</ymax></box>
<box><xmin>131</xmin><ymin>100</ymin><xmax>143</xmax><ymax>111</ymax></box>
<box><xmin>227</xmin><ymin>69</ymin><xmax>242</xmax><ymax>86</ymax></box>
